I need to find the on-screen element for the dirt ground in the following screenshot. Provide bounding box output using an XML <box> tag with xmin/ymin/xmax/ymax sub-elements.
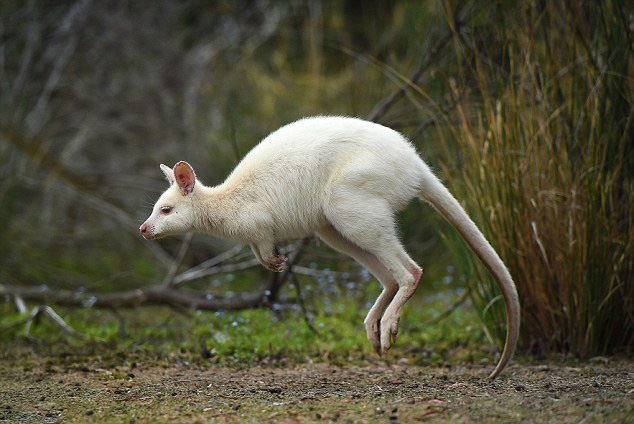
<box><xmin>1</xmin><ymin>357</ymin><xmax>633</xmax><ymax>423</ymax></box>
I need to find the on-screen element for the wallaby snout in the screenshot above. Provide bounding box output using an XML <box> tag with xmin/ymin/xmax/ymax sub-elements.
<box><xmin>139</xmin><ymin>223</ymin><xmax>153</xmax><ymax>239</ymax></box>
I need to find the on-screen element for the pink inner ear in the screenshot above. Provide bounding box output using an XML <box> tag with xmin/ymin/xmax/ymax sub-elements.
<box><xmin>173</xmin><ymin>162</ymin><xmax>195</xmax><ymax>194</ymax></box>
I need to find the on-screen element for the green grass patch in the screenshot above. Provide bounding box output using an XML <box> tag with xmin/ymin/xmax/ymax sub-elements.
<box><xmin>0</xmin><ymin>287</ymin><xmax>491</xmax><ymax>368</ymax></box>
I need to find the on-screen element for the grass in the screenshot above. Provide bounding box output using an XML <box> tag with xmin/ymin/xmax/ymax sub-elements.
<box><xmin>434</xmin><ymin>0</ymin><xmax>634</xmax><ymax>355</ymax></box>
<box><xmin>0</xmin><ymin>285</ymin><xmax>491</xmax><ymax>368</ymax></box>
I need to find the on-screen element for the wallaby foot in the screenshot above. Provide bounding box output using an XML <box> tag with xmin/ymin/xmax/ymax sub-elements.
<box><xmin>364</xmin><ymin>318</ymin><xmax>382</xmax><ymax>355</ymax></box>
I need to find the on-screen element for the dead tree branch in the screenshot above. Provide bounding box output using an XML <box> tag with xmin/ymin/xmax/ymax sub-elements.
<box><xmin>0</xmin><ymin>301</ymin><xmax>86</xmax><ymax>339</ymax></box>
<box><xmin>366</xmin><ymin>5</ymin><xmax>474</xmax><ymax>123</ymax></box>
<box><xmin>0</xmin><ymin>284</ymin><xmax>267</xmax><ymax>311</ymax></box>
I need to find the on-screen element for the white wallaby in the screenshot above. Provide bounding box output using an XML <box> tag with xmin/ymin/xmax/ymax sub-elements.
<box><xmin>140</xmin><ymin>116</ymin><xmax>520</xmax><ymax>379</ymax></box>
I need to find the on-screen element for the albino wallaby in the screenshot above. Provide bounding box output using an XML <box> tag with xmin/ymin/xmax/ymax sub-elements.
<box><xmin>140</xmin><ymin>116</ymin><xmax>520</xmax><ymax>379</ymax></box>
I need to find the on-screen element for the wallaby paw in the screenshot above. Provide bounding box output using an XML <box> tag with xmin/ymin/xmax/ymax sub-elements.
<box><xmin>380</xmin><ymin>333</ymin><xmax>391</xmax><ymax>354</ymax></box>
<box><xmin>364</xmin><ymin>320</ymin><xmax>381</xmax><ymax>355</ymax></box>
<box><xmin>266</xmin><ymin>255</ymin><xmax>288</xmax><ymax>272</ymax></box>
<box><xmin>380</xmin><ymin>316</ymin><xmax>400</xmax><ymax>354</ymax></box>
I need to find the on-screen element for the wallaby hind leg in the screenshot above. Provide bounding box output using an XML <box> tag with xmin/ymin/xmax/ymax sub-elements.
<box><xmin>372</xmin><ymin>245</ymin><xmax>424</xmax><ymax>346</ymax></box>
<box><xmin>380</xmin><ymin>253</ymin><xmax>422</xmax><ymax>352</ymax></box>
<box><xmin>324</xmin><ymin>193</ymin><xmax>423</xmax><ymax>353</ymax></box>
<box><xmin>317</xmin><ymin>224</ymin><xmax>398</xmax><ymax>354</ymax></box>
<box><xmin>374</xmin><ymin>248</ymin><xmax>422</xmax><ymax>353</ymax></box>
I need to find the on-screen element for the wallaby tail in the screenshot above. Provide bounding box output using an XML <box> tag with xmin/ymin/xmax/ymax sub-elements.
<box><xmin>419</xmin><ymin>170</ymin><xmax>520</xmax><ymax>379</ymax></box>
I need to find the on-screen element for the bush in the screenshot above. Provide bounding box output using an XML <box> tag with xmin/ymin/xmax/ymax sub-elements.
<box><xmin>438</xmin><ymin>0</ymin><xmax>634</xmax><ymax>355</ymax></box>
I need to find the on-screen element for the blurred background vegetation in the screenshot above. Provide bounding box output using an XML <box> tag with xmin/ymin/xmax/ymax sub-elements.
<box><xmin>0</xmin><ymin>0</ymin><xmax>632</xmax><ymax>363</ymax></box>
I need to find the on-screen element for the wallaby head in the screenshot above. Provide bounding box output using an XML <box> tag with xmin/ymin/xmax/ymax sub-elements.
<box><xmin>140</xmin><ymin>161</ymin><xmax>200</xmax><ymax>240</ymax></box>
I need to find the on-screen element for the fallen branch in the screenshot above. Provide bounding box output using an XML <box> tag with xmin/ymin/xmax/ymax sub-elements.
<box><xmin>0</xmin><ymin>284</ymin><xmax>268</xmax><ymax>311</ymax></box>
<box><xmin>0</xmin><ymin>239</ymin><xmax>303</xmax><ymax>311</ymax></box>
<box><xmin>0</xmin><ymin>239</ymin><xmax>363</xmax><ymax>314</ymax></box>
<box><xmin>0</xmin><ymin>302</ymin><xmax>86</xmax><ymax>339</ymax></box>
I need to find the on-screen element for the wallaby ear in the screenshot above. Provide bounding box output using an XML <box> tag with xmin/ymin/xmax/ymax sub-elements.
<box><xmin>173</xmin><ymin>161</ymin><xmax>196</xmax><ymax>196</ymax></box>
<box><xmin>160</xmin><ymin>164</ymin><xmax>175</xmax><ymax>185</ymax></box>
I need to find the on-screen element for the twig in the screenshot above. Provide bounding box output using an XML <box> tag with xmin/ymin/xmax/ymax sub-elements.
<box><xmin>0</xmin><ymin>304</ymin><xmax>86</xmax><ymax>339</ymax></box>
<box><xmin>291</xmin><ymin>265</ymin><xmax>356</xmax><ymax>279</ymax></box>
<box><xmin>172</xmin><ymin>242</ymin><xmax>356</xmax><ymax>285</ymax></box>
<box><xmin>173</xmin><ymin>258</ymin><xmax>261</xmax><ymax>285</ymax></box>
<box><xmin>41</xmin><ymin>306</ymin><xmax>86</xmax><ymax>338</ymax></box>
<box><xmin>163</xmin><ymin>232</ymin><xmax>194</xmax><ymax>287</ymax></box>
<box><xmin>423</xmin><ymin>288</ymin><xmax>470</xmax><ymax>326</ymax></box>
<box><xmin>23</xmin><ymin>307</ymin><xmax>38</xmax><ymax>339</ymax></box>
<box><xmin>0</xmin><ymin>307</ymin><xmax>39</xmax><ymax>332</ymax></box>
<box><xmin>291</xmin><ymin>272</ymin><xmax>319</xmax><ymax>334</ymax></box>
<box><xmin>13</xmin><ymin>295</ymin><xmax>27</xmax><ymax>313</ymax></box>
<box><xmin>172</xmin><ymin>244</ymin><xmax>246</xmax><ymax>285</ymax></box>
<box><xmin>482</xmin><ymin>294</ymin><xmax>503</xmax><ymax>317</ymax></box>
<box><xmin>365</xmin><ymin>13</ymin><xmax>468</xmax><ymax>122</ymax></box>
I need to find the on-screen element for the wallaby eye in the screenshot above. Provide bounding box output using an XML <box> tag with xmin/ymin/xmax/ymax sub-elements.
<box><xmin>160</xmin><ymin>206</ymin><xmax>173</xmax><ymax>215</ymax></box>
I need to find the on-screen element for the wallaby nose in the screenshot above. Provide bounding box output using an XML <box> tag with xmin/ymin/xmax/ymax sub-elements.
<box><xmin>139</xmin><ymin>223</ymin><xmax>148</xmax><ymax>235</ymax></box>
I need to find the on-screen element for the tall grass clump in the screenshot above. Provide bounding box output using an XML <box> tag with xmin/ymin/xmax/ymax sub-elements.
<box><xmin>438</xmin><ymin>1</ymin><xmax>633</xmax><ymax>355</ymax></box>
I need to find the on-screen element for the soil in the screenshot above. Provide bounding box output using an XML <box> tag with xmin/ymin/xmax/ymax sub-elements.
<box><xmin>1</xmin><ymin>356</ymin><xmax>633</xmax><ymax>423</ymax></box>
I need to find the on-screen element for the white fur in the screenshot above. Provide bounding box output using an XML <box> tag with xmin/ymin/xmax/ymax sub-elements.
<box><xmin>141</xmin><ymin>116</ymin><xmax>520</xmax><ymax>378</ymax></box>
